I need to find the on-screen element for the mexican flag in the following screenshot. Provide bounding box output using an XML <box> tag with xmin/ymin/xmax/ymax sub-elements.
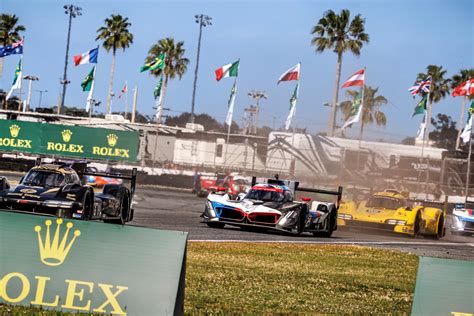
<box><xmin>140</xmin><ymin>53</ymin><xmax>165</xmax><ymax>72</ymax></box>
<box><xmin>81</xmin><ymin>66</ymin><xmax>95</xmax><ymax>92</ymax></box>
<box><xmin>6</xmin><ymin>57</ymin><xmax>23</xmax><ymax>100</ymax></box>
<box><xmin>215</xmin><ymin>60</ymin><xmax>239</xmax><ymax>81</ymax></box>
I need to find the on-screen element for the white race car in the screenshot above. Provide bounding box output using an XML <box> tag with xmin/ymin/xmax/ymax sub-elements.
<box><xmin>451</xmin><ymin>203</ymin><xmax>474</xmax><ymax>235</ymax></box>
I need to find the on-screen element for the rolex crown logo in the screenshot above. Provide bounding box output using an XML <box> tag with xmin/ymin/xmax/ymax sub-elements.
<box><xmin>34</xmin><ymin>219</ymin><xmax>81</xmax><ymax>266</ymax></box>
<box><xmin>9</xmin><ymin>124</ymin><xmax>20</xmax><ymax>138</ymax></box>
<box><xmin>61</xmin><ymin>129</ymin><xmax>73</xmax><ymax>142</ymax></box>
<box><xmin>107</xmin><ymin>133</ymin><xmax>118</xmax><ymax>147</ymax></box>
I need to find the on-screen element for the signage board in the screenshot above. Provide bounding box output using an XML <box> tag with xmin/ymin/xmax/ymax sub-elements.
<box><xmin>0</xmin><ymin>211</ymin><xmax>187</xmax><ymax>315</ymax></box>
<box><xmin>411</xmin><ymin>256</ymin><xmax>473</xmax><ymax>316</ymax></box>
<box><xmin>0</xmin><ymin>120</ymin><xmax>139</xmax><ymax>162</ymax></box>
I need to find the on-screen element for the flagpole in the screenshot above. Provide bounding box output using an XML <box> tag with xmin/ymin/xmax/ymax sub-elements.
<box><xmin>225</xmin><ymin>76</ymin><xmax>237</xmax><ymax>167</ymax></box>
<box><xmin>17</xmin><ymin>55</ymin><xmax>24</xmax><ymax>112</ymax></box>
<box><xmin>153</xmin><ymin>75</ymin><xmax>165</xmax><ymax>168</ymax></box>
<box><xmin>456</xmin><ymin>96</ymin><xmax>467</xmax><ymax>150</ymax></box>
<box><xmin>124</xmin><ymin>81</ymin><xmax>128</xmax><ymax>120</ymax></box>
<box><xmin>356</xmin><ymin>68</ymin><xmax>366</xmax><ymax>169</ymax></box>
<box><xmin>88</xmin><ymin>65</ymin><xmax>97</xmax><ymax>119</ymax></box>
<box><xmin>465</xmin><ymin>114</ymin><xmax>473</xmax><ymax>205</ymax></box>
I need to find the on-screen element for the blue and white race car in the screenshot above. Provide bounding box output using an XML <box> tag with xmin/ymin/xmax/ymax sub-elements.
<box><xmin>451</xmin><ymin>203</ymin><xmax>474</xmax><ymax>235</ymax></box>
<box><xmin>201</xmin><ymin>177</ymin><xmax>342</xmax><ymax>237</ymax></box>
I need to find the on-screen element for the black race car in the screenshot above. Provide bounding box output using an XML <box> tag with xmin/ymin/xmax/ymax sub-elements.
<box><xmin>0</xmin><ymin>163</ymin><xmax>136</xmax><ymax>224</ymax></box>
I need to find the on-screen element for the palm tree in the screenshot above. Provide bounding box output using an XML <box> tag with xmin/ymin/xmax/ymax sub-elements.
<box><xmin>96</xmin><ymin>14</ymin><xmax>133</xmax><ymax>114</ymax></box>
<box><xmin>0</xmin><ymin>14</ymin><xmax>26</xmax><ymax>78</ymax></box>
<box><xmin>451</xmin><ymin>68</ymin><xmax>474</xmax><ymax>148</ymax></box>
<box><xmin>339</xmin><ymin>85</ymin><xmax>387</xmax><ymax>139</ymax></box>
<box><xmin>415</xmin><ymin>65</ymin><xmax>451</xmax><ymax>144</ymax></box>
<box><xmin>145</xmin><ymin>37</ymin><xmax>189</xmax><ymax>110</ymax></box>
<box><xmin>311</xmin><ymin>9</ymin><xmax>369</xmax><ymax>137</ymax></box>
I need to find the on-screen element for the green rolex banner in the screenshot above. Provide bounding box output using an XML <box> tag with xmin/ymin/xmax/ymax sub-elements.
<box><xmin>0</xmin><ymin>211</ymin><xmax>188</xmax><ymax>315</ymax></box>
<box><xmin>140</xmin><ymin>53</ymin><xmax>165</xmax><ymax>72</ymax></box>
<box><xmin>81</xmin><ymin>66</ymin><xmax>95</xmax><ymax>92</ymax></box>
<box><xmin>0</xmin><ymin>119</ymin><xmax>139</xmax><ymax>162</ymax></box>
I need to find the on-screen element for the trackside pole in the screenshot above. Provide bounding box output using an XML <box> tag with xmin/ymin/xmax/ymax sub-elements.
<box><xmin>224</xmin><ymin>76</ymin><xmax>237</xmax><ymax>167</ymax></box>
<box><xmin>465</xmin><ymin>118</ymin><xmax>473</xmax><ymax>205</ymax></box>
<box><xmin>356</xmin><ymin>67</ymin><xmax>366</xmax><ymax>169</ymax></box>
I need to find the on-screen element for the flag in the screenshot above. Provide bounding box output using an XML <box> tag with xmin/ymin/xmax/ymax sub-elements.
<box><xmin>140</xmin><ymin>53</ymin><xmax>165</xmax><ymax>72</ymax></box>
<box><xmin>215</xmin><ymin>60</ymin><xmax>239</xmax><ymax>81</ymax></box>
<box><xmin>460</xmin><ymin>101</ymin><xmax>474</xmax><ymax>143</ymax></box>
<box><xmin>412</xmin><ymin>94</ymin><xmax>427</xmax><ymax>117</ymax></box>
<box><xmin>73</xmin><ymin>47</ymin><xmax>99</xmax><ymax>66</ymax></box>
<box><xmin>452</xmin><ymin>79</ymin><xmax>474</xmax><ymax>97</ymax></box>
<box><xmin>416</xmin><ymin>111</ymin><xmax>427</xmax><ymax>141</ymax></box>
<box><xmin>342</xmin><ymin>90</ymin><xmax>363</xmax><ymax>129</ymax></box>
<box><xmin>277</xmin><ymin>63</ymin><xmax>300</xmax><ymax>84</ymax></box>
<box><xmin>342</xmin><ymin>69</ymin><xmax>365</xmax><ymax>88</ymax></box>
<box><xmin>225</xmin><ymin>81</ymin><xmax>237</xmax><ymax>126</ymax></box>
<box><xmin>81</xmin><ymin>66</ymin><xmax>95</xmax><ymax>92</ymax></box>
<box><xmin>118</xmin><ymin>82</ymin><xmax>127</xmax><ymax>99</ymax></box>
<box><xmin>6</xmin><ymin>57</ymin><xmax>22</xmax><ymax>100</ymax></box>
<box><xmin>408</xmin><ymin>76</ymin><xmax>431</xmax><ymax>96</ymax></box>
<box><xmin>0</xmin><ymin>38</ymin><xmax>24</xmax><ymax>57</ymax></box>
<box><xmin>154</xmin><ymin>76</ymin><xmax>163</xmax><ymax>100</ymax></box>
<box><xmin>285</xmin><ymin>84</ymin><xmax>299</xmax><ymax>130</ymax></box>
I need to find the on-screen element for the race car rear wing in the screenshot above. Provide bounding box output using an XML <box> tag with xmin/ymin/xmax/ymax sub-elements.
<box><xmin>251</xmin><ymin>176</ymin><xmax>343</xmax><ymax>208</ymax></box>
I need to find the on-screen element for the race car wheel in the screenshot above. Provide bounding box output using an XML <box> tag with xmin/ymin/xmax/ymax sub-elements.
<box><xmin>413</xmin><ymin>211</ymin><xmax>421</xmax><ymax>238</ymax></box>
<box><xmin>206</xmin><ymin>222</ymin><xmax>225</xmax><ymax>229</ymax></box>
<box><xmin>80</xmin><ymin>190</ymin><xmax>93</xmax><ymax>220</ymax></box>
<box><xmin>426</xmin><ymin>214</ymin><xmax>445</xmax><ymax>240</ymax></box>
<box><xmin>317</xmin><ymin>210</ymin><xmax>335</xmax><ymax>238</ymax></box>
<box><xmin>104</xmin><ymin>187</ymin><xmax>130</xmax><ymax>225</ymax></box>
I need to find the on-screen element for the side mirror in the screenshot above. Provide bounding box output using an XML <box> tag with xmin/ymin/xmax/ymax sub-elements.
<box><xmin>300</xmin><ymin>197</ymin><xmax>311</xmax><ymax>202</ymax></box>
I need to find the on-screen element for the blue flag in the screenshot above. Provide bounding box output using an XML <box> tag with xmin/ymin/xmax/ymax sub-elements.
<box><xmin>0</xmin><ymin>39</ymin><xmax>23</xmax><ymax>57</ymax></box>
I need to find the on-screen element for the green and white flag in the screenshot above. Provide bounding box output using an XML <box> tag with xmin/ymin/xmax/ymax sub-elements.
<box><xmin>6</xmin><ymin>57</ymin><xmax>23</xmax><ymax>100</ymax></box>
<box><xmin>285</xmin><ymin>83</ymin><xmax>299</xmax><ymax>130</ymax></box>
<box><xmin>342</xmin><ymin>90</ymin><xmax>363</xmax><ymax>129</ymax></box>
<box><xmin>413</xmin><ymin>94</ymin><xmax>427</xmax><ymax>117</ymax></box>
<box><xmin>225</xmin><ymin>81</ymin><xmax>237</xmax><ymax>126</ymax></box>
<box><xmin>460</xmin><ymin>101</ymin><xmax>474</xmax><ymax>143</ymax></box>
<box><xmin>154</xmin><ymin>76</ymin><xmax>163</xmax><ymax>100</ymax></box>
<box><xmin>154</xmin><ymin>75</ymin><xmax>164</xmax><ymax>121</ymax></box>
<box><xmin>140</xmin><ymin>53</ymin><xmax>165</xmax><ymax>72</ymax></box>
<box><xmin>81</xmin><ymin>66</ymin><xmax>95</xmax><ymax>112</ymax></box>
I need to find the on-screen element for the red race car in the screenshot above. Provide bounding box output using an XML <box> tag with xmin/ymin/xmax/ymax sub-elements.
<box><xmin>195</xmin><ymin>173</ymin><xmax>250</xmax><ymax>198</ymax></box>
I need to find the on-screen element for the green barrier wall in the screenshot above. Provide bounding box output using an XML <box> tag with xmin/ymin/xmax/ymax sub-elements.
<box><xmin>0</xmin><ymin>211</ymin><xmax>187</xmax><ymax>315</ymax></box>
<box><xmin>0</xmin><ymin>119</ymin><xmax>139</xmax><ymax>162</ymax></box>
<box><xmin>411</xmin><ymin>256</ymin><xmax>474</xmax><ymax>316</ymax></box>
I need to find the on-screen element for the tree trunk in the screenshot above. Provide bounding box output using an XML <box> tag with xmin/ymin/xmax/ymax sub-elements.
<box><xmin>328</xmin><ymin>52</ymin><xmax>343</xmax><ymax>137</ymax></box>
<box><xmin>106</xmin><ymin>50</ymin><xmax>116</xmax><ymax>115</ymax></box>
<box><xmin>161</xmin><ymin>75</ymin><xmax>169</xmax><ymax>110</ymax></box>
<box><xmin>455</xmin><ymin>96</ymin><xmax>467</xmax><ymax>150</ymax></box>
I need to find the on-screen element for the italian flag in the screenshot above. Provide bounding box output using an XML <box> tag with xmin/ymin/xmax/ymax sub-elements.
<box><xmin>215</xmin><ymin>60</ymin><xmax>239</xmax><ymax>81</ymax></box>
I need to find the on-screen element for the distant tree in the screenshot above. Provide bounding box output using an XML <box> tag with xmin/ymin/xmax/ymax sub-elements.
<box><xmin>401</xmin><ymin>137</ymin><xmax>415</xmax><ymax>145</ymax></box>
<box><xmin>96</xmin><ymin>14</ymin><xmax>134</xmax><ymax>114</ymax></box>
<box><xmin>339</xmin><ymin>85</ymin><xmax>387</xmax><ymax>139</ymax></box>
<box><xmin>146</xmin><ymin>38</ymin><xmax>189</xmax><ymax>111</ymax></box>
<box><xmin>429</xmin><ymin>113</ymin><xmax>458</xmax><ymax>150</ymax></box>
<box><xmin>0</xmin><ymin>14</ymin><xmax>26</xmax><ymax>78</ymax></box>
<box><xmin>310</xmin><ymin>9</ymin><xmax>369</xmax><ymax>136</ymax></box>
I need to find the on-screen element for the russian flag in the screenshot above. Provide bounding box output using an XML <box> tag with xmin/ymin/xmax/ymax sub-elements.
<box><xmin>74</xmin><ymin>47</ymin><xmax>99</xmax><ymax>66</ymax></box>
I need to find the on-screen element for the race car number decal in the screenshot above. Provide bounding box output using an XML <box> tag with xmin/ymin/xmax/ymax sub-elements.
<box><xmin>366</xmin><ymin>209</ymin><xmax>381</xmax><ymax>214</ymax></box>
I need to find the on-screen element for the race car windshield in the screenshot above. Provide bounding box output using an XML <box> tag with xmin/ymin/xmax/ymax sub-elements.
<box><xmin>245</xmin><ymin>189</ymin><xmax>285</xmax><ymax>202</ymax></box>
<box><xmin>366</xmin><ymin>196</ymin><xmax>404</xmax><ymax>209</ymax></box>
<box><xmin>22</xmin><ymin>171</ymin><xmax>65</xmax><ymax>188</ymax></box>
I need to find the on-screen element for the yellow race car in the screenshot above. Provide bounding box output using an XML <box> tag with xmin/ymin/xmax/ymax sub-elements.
<box><xmin>337</xmin><ymin>189</ymin><xmax>445</xmax><ymax>238</ymax></box>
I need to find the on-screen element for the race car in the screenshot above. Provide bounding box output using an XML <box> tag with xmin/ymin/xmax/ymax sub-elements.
<box><xmin>201</xmin><ymin>177</ymin><xmax>342</xmax><ymax>237</ymax></box>
<box><xmin>195</xmin><ymin>173</ymin><xmax>250</xmax><ymax>198</ymax></box>
<box><xmin>450</xmin><ymin>202</ymin><xmax>474</xmax><ymax>235</ymax></box>
<box><xmin>83</xmin><ymin>166</ymin><xmax>123</xmax><ymax>187</ymax></box>
<box><xmin>337</xmin><ymin>189</ymin><xmax>445</xmax><ymax>238</ymax></box>
<box><xmin>0</xmin><ymin>163</ymin><xmax>136</xmax><ymax>224</ymax></box>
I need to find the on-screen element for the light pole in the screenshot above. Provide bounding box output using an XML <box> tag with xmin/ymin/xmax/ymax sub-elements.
<box><xmin>60</xmin><ymin>4</ymin><xmax>82</xmax><ymax>114</ymax></box>
<box><xmin>23</xmin><ymin>75</ymin><xmax>39</xmax><ymax>111</ymax></box>
<box><xmin>35</xmin><ymin>89</ymin><xmax>48</xmax><ymax>108</ymax></box>
<box><xmin>248</xmin><ymin>90</ymin><xmax>268</xmax><ymax>134</ymax></box>
<box><xmin>190</xmin><ymin>14</ymin><xmax>212</xmax><ymax>125</ymax></box>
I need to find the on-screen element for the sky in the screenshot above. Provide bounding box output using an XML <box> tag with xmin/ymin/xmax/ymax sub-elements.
<box><xmin>1</xmin><ymin>0</ymin><xmax>473</xmax><ymax>142</ymax></box>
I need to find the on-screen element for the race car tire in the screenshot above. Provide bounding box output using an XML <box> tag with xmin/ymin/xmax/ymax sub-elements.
<box><xmin>413</xmin><ymin>211</ymin><xmax>421</xmax><ymax>238</ymax></box>
<box><xmin>103</xmin><ymin>187</ymin><xmax>130</xmax><ymax>225</ymax></box>
<box><xmin>80</xmin><ymin>189</ymin><xmax>93</xmax><ymax>220</ymax></box>
<box><xmin>316</xmin><ymin>207</ymin><xmax>336</xmax><ymax>238</ymax></box>
<box><xmin>206</xmin><ymin>222</ymin><xmax>225</xmax><ymax>229</ymax></box>
<box><xmin>426</xmin><ymin>214</ymin><xmax>445</xmax><ymax>240</ymax></box>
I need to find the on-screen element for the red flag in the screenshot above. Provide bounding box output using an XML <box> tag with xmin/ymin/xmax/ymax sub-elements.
<box><xmin>342</xmin><ymin>69</ymin><xmax>365</xmax><ymax>88</ymax></box>
<box><xmin>117</xmin><ymin>83</ymin><xmax>127</xmax><ymax>99</ymax></box>
<box><xmin>277</xmin><ymin>63</ymin><xmax>300</xmax><ymax>84</ymax></box>
<box><xmin>452</xmin><ymin>79</ymin><xmax>474</xmax><ymax>97</ymax></box>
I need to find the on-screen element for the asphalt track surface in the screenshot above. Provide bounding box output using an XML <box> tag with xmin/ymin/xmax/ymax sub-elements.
<box><xmin>131</xmin><ymin>186</ymin><xmax>474</xmax><ymax>260</ymax></box>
